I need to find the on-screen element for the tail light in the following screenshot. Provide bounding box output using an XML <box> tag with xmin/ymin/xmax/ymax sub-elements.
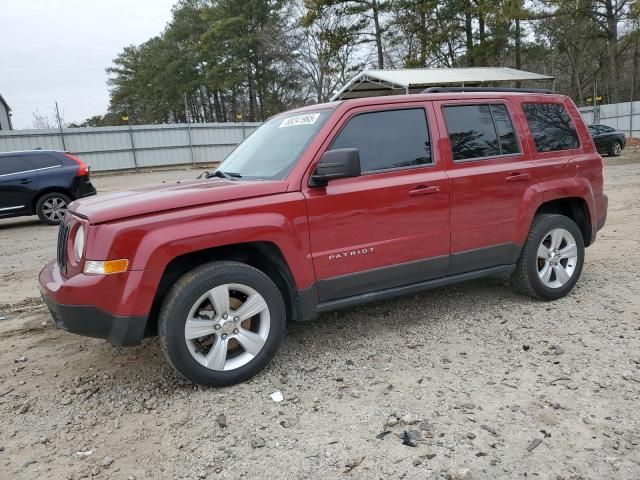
<box><xmin>64</xmin><ymin>153</ymin><xmax>88</xmax><ymax>176</ymax></box>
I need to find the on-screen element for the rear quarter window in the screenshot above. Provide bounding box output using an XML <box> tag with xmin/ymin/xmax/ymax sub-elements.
<box><xmin>28</xmin><ymin>154</ymin><xmax>62</xmax><ymax>169</ymax></box>
<box><xmin>522</xmin><ymin>103</ymin><xmax>580</xmax><ymax>152</ymax></box>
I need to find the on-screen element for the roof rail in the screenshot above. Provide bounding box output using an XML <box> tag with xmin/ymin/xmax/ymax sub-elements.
<box><xmin>421</xmin><ymin>86</ymin><xmax>555</xmax><ymax>94</ymax></box>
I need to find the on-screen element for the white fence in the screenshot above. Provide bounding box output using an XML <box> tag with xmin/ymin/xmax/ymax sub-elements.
<box><xmin>1</xmin><ymin>101</ymin><xmax>635</xmax><ymax>173</ymax></box>
<box><xmin>0</xmin><ymin>122</ymin><xmax>260</xmax><ymax>172</ymax></box>
<box><xmin>579</xmin><ymin>101</ymin><xmax>640</xmax><ymax>138</ymax></box>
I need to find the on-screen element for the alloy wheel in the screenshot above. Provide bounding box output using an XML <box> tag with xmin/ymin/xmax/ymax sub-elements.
<box><xmin>184</xmin><ymin>283</ymin><xmax>270</xmax><ymax>371</ymax></box>
<box><xmin>41</xmin><ymin>197</ymin><xmax>68</xmax><ymax>222</ymax></box>
<box><xmin>536</xmin><ymin>228</ymin><xmax>578</xmax><ymax>289</ymax></box>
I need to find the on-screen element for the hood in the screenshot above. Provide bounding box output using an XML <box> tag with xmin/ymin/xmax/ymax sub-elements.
<box><xmin>70</xmin><ymin>178</ymin><xmax>289</xmax><ymax>224</ymax></box>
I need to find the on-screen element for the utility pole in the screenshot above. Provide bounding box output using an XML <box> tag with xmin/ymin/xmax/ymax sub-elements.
<box><xmin>55</xmin><ymin>101</ymin><xmax>66</xmax><ymax>151</ymax></box>
<box><xmin>126</xmin><ymin>108</ymin><xmax>138</xmax><ymax>171</ymax></box>
<box><xmin>631</xmin><ymin>30</ymin><xmax>638</xmax><ymax>138</ymax></box>
<box><xmin>184</xmin><ymin>92</ymin><xmax>195</xmax><ymax>168</ymax></box>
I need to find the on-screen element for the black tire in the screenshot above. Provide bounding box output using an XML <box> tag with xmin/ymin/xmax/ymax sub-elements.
<box><xmin>159</xmin><ymin>261</ymin><xmax>286</xmax><ymax>387</ymax></box>
<box><xmin>512</xmin><ymin>214</ymin><xmax>585</xmax><ymax>301</ymax></box>
<box><xmin>36</xmin><ymin>192</ymin><xmax>71</xmax><ymax>225</ymax></box>
<box><xmin>609</xmin><ymin>141</ymin><xmax>622</xmax><ymax>157</ymax></box>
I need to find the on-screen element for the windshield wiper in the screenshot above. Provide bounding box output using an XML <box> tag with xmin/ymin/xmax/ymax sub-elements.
<box><xmin>208</xmin><ymin>170</ymin><xmax>242</xmax><ymax>180</ymax></box>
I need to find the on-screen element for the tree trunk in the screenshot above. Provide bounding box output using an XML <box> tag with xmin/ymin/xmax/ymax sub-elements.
<box><xmin>371</xmin><ymin>0</ymin><xmax>384</xmax><ymax>68</ymax></box>
<box><xmin>419</xmin><ymin>8</ymin><xmax>427</xmax><ymax>67</ymax></box>
<box><xmin>478</xmin><ymin>0</ymin><xmax>486</xmax><ymax>65</ymax></box>
<box><xmin>203</xmin><ymin>87</ymin><xmax>215</xmax><ymax>122</ymax></box>
<box><xmin>464</xmin><ymin>0</ymin><xmax>474</xmax><ymax>66</ymax></box>
<box><xmin>221</xmin><ymin>92</ymin><xmax>228</xmax><ymax>123</ymax></box>
<box><xmin>247</xmin><ymin>63</ymin><xmax>256</xmax><ymax>122</ymax></box>
<box><xmin>605</xmin><ymin>0</ymin><xmax>619</xmax><ymax>102</ymax></box>
<box><xmin>317</xmin><ymin>69</ymin><xmax>325</xmax><ymax>103</ymax></box>
<box><xmin>190</xmin><ymin>94</ymin><xmax>200</xmax><ymax>123</ymax></box>
<box><xmin>213</xmin><ymin>91</ymin><xmax>223</xmax><ymax>123</ymax></box>
<box><xmin>515</xmin><ymin>17</ymin><xmax>521</xmax><ymax>70</ymax></box>
<box><xmin>256</xmin><ymin>61</ymin><xmax>266</xmax><ymax>120</ymax></box>
<box><xmin>198</xmin><ymin>87</ymin><xmax>207</xmax><ymax>122</ymax></box>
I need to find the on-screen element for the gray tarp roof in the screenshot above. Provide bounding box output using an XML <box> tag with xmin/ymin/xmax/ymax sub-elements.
<box><xmin>331</xmin><ymin>67</ymin><xmax>555</xmax><ymax>100</ymax></box>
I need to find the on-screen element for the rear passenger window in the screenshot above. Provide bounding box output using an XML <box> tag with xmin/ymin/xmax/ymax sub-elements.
<box><xmin>330</xmin><ymin>108</ymin><xmax>431</xmax><ymax>172</ymax></box>
<box><xmin>0</xmin><ymin>156</ymin><xmax>29</xmax><ymax>175</ymax></box>
<box><xmin>29</xmin><ymin>155</ymin><xmax>61</xmax><ymax>169</ymax></box>
<box><xmin>443</xmin><ymin>104</ymin><xmax>520</xmax><ymax>161</ymax></box>
<box><xmin>522</xmin><ymin>103</ymin><xmax>580</xmax><ymax>152</ymax></box>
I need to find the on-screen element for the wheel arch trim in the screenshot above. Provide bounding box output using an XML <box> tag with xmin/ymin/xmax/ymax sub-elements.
<box><xmin>519</xmin><ymin>179</ymin><xmax>595</xmax><ymax>246</ymax></box>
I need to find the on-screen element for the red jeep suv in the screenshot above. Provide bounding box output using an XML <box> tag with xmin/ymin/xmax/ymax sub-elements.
<box><xmin>39</xmin><ymin>88</ymin><xmax>608</xmax><ymax>386</ymax></box>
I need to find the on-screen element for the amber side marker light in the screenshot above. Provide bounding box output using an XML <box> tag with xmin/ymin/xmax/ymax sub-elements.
<box><xmin>84</xmin><ymin>259</ymin><xmax>129</xmax><ymax>275</ymax></box>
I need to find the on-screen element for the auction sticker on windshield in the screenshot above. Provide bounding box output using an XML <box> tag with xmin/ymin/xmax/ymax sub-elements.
<box><xmin>279</xmin><ymin>113</ymin><xmax>320</xmax><ymax>128</ymax></box>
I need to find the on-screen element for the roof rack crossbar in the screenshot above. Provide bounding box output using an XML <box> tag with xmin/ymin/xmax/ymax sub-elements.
<box><xmin>421</xmin><ymin>87</ymin><xmax>555</xmax><ymax>94</ymax></box>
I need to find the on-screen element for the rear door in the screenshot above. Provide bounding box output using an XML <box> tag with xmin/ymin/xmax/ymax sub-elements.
<box><xmin>0</xmin><ymin>154</ymin><xmax>38</xmax><ymax>216</ymax></box>
<box><xmin>303</xmin><ymin>103</ymin><xmax>450</xmax><ymax>302</ymax></box>
<box><xmin>435</xmin><ymin>99</ymin><xmax>532</xmax><ymax>274</ymax></box>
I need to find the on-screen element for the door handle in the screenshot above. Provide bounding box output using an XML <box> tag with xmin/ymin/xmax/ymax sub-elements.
<box><xmin>409</xmin><ymin>185</ymin><xmax>440</xmax><ymax>196</ymax></box>
<box><xmin>505</xmin><ymin>172</ymin><xmax>530</xmax><ymax>182</ymax></box>
<box><xmin>20</xmin><ymin>178</ymin><xmax>32</xmax><ymax>184</ymax></box>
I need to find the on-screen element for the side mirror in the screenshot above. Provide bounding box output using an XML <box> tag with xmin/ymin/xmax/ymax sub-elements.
<box><xmin>310</xmin><ymin>148</ymin><xmax>361</xmax><ymax>187</ymax></box>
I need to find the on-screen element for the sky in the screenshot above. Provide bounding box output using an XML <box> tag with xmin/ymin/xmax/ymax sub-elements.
<box><xmin>0</xmin><ymin>0</ymin><xmax>176</xmax><ymax>129</ymax></box>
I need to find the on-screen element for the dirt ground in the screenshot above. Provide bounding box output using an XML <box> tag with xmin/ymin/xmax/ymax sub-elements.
<box><xmin>0</xmin><ymin>153</ymin><xmax>639</xmax><ymax>480</ymax></box>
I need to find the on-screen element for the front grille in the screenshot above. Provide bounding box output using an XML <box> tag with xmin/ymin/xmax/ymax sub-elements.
<box><xmin>57</xmin><ymin>221</ymin><xmax>71</xmax><ymax>274</ymax></box>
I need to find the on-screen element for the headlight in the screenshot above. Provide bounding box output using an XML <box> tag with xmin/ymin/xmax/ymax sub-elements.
<box><xmin>73</xmin><ymin>225</ymin><xmax>85</xmax><ymax>261</ymax></box>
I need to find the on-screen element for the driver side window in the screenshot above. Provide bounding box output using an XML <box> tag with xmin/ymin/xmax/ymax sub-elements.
<box><xmin>330</xmin><ymin>108</ymin><xmax>432</xmax><ymax>173</ymax></box>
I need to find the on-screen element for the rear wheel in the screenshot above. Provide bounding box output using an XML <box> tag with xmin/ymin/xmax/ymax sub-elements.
<box><xmin>512</xmin><ymin>214</ymin><xmax>584</xmax><ymax>300</ymax></box>
<box><xmin>159</xmin><ymin>261</ymin><xmax>286</xmax><ymax>387</ymax></box>
<box><xmin>36</xmin><ymin>192</ymin><xmax>71</xmax><ymax>225</ymax></box>
<box><xmin>610</xmin><ymin>141</ymin><xmax>622</xmax><ymax>157</ymax></box>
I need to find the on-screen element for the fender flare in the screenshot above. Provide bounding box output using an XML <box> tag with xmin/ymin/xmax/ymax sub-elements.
<box><xmin>517</xmin><ymin>178</ymin><xmax>595</xmax><ymax>244</ymax></box>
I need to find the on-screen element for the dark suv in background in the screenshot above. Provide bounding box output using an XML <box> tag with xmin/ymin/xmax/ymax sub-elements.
<box><xmin>0</xmin><ymin>150</ymin><xmax>96</xmax><ymax>225</ymax></box>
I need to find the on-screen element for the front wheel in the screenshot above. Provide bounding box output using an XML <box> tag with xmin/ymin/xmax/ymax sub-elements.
<box><xmin>159</xmin><ymin>261</ymin><xmax>286</xmax><ymax>387</ymax></box>
<box><xmin>512</xmin><ymin>214</ymin><xmax>585</xmax><ymax>300</ymax></box>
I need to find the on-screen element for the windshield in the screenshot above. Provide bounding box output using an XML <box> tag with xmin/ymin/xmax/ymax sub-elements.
<box><xmin>214</xmin><ymin>110</ymin><xmax>331</xmax><ymax>180</ymax></box>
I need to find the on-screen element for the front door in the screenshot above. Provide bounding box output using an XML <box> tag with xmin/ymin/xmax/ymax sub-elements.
<box><xmin>303</xmin><ymin>104</ymin><xmax>450</xmax><ymax>302</ymax></box>
<box><xmin>0</xmin><ymin>154</ymin><xmax>37</xmax><ymax>217</ymax></box>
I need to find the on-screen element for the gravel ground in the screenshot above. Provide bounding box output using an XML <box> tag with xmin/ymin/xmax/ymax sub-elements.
<box><xmin>0</xmin><ymin>154</ymin><xmax>639</xmax><ymax>480</ymax></box>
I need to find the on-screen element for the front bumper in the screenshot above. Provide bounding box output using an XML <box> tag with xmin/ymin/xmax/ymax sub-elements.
<box><xmin>41</xmin><ymin>294</ymin><xmax>146</xmax><ymax>346</ymax></box>
<box><xmin>39</xmin><ymin>260</ymin><xmax>152</xmax><ymax>346</ymax></box>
